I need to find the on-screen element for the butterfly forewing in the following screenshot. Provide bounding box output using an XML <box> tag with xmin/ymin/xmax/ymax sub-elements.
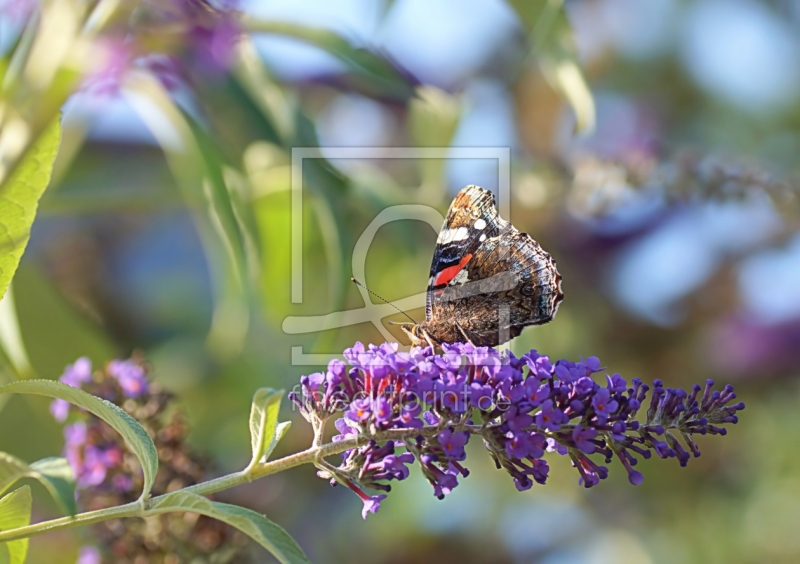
<box><xmin>426</xmin><ymin>185</ymin><xmax>509</xmax><ymax>317</ymax></box>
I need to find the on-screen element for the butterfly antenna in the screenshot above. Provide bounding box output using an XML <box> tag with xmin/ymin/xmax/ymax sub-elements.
<box><xmin>350</xmin><ymin>278</ymin><xmax>416</xmax><ymax>324</ymax></box>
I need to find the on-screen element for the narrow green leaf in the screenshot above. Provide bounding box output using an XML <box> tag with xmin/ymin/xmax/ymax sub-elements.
<box><xmin>0</xmin><ymin>486</ymin><xmax>31</xmax><ymax>564</ymax></box>
<box><xmin>0</xmin><ymin>380</ymin><xmax>158</xmax><ymax>501</ymax></box>
<box><xmin>246</xmin><ymin>388</ymin><xmax>285</xmax><ymax>471</ymax></box>
<box><xmin>0</xmin><ymin>283</ymin><xmax>32</xmax><ymax>379</ymax></box>
<box><xmin>242</xmin><ymin>17</ymin><xmax>415</xmax><ymax>102</ymax></box>
<box><xmin>234</xmin><ymin>38</ymin><xmax>297</xmax><ymax>145</ymax></box>
<box><xmin>507</xmin><ymin>0</ymin><xmax>595</xmax><ymax>134</ymax></box>
<box><xmin>0</xmin><ymin>453</ymin><xmax>76</xmax><ymax>516</ymax></box>
<box><xmin>150</xmin><ymin>491</ymin><xmax>310</xmax><ymax>564</ymax></box>
<box><xmin>12</xmin><ymin>264</ymin><xmax>114</xmax><ymax>382</ymax></box>
<box><xmin>28</xmin><ymin>458</ymin><xmax>76</xmax><ymax>516</ymax></box>
<box><xmin>408</xmin><ymin>86</ymin><xmax>460</xmax><ymax>149</ymax></box>
<box><xmin>408</xmin><ymin>86</ymin><xmax>461</xmax><ymax>196</ymax></box>
<box><xmin>264</xmin><ymin>421</ymin><xmax>292</xmax><ymax>462</ymax></box>
<box><xmin>122</xmin><ymin>73</ymin><xmax>253</xmax><ymax>361</ymax></box>
<box><xmin>191</xmin><ymin>128</ymin><xmax>255</xmax><ymax>361</ymax></box>
<box><xmin>0</xmin><ymin>119</ymin><xmax>61</xmax><ymax>303</ymax></box>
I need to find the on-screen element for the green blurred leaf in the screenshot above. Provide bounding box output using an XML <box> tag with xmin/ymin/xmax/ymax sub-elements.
<box><xmin>13</xmin><ymin>265</ymin><xmax>114</xmax><ymax>381</ymax></box>
<box><xmin>0</xmin><ymin>284</ymin><xmax>31</xmax><ymax>382</ymax></box>
<box><xmin>150</xmin><ymin>491</ymin><xmax>311</xmax><ymax>564</ymax></box>
<box><xmin>0</xmin><ymin>119</ymin><xmax>61</xmax><ymax>303</ymax></box>
<box><xmin>408</xmin><ymin>86</ymin><xmax>461</xmax><ymax>148</ymax></box>
<box><xmin>0</xmin><ymin>486</ymin><xmax>31</xmax><ymax>564</ymax></box>
<box><xmin>0</xmin><ymin>454</ymin><xmax>75</xmax><ymax>516</ymax></box>
<box><xmin>123</xmin><ymin>72</ymin><xmax>256</xmax><ymax>361</ymax></box>
<box><xmin>507</xmin><ymin>0</ymin><xmax>595</xmax><ymax>134</ymax></box>
<box><xmin>241</xmin><ymin>17</ymin><xmax>416</xmax><ymax>102</ymax></box>
<box><xmin>234</xmin><ymin>38</ymin><xmax>297</xmax><ymax>145</ymax></box>
<box><xmin>0</xmin><ymin>380</ymin><xmax>158</xmax><ymax>502</ymax></box>
<box><xmin>408</xmin><ymin>86</ymin><xmax>461</xmax><ymax>196</ymax></box>
<box><xmin>253</xmin><ymin>190</ymin><xmax>292</xmax><ymax>324</ymax></box>
<box><xmin>246</xmin><ymin>388</ymin><xmax>285</xmax><ymax>471</ymax></box>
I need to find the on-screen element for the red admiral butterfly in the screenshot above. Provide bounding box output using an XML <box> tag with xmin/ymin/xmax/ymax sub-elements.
<box><xmin>400</xmin><ymin>185</ymin><xmax>563</xmax><ymax>348</ymax></box>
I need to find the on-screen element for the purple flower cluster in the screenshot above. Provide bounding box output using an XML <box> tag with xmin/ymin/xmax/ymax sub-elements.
<box><xmin>52</xmin><ymin>357</ymin><xmax>148</xmax><ymax>491</ymax></box>
<box><xmin>290</xmin><ymin>342</ymin><xmax>744</xmax><ymax>518</ymax></box>
<box><xmin>58</xmin><ymin>0</ymin><xmax>243</xmax><ymax>98</ymax></box>
<box><xmin>52</xmin><ymin>355</ymin><xmax>246</xmax><ymax>561</ymax></box>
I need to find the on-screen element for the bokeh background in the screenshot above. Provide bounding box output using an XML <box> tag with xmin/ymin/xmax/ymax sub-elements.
<box><xmin>1</xmin><ymin>0</ymin><xmax>800</xmax><ymax>562</ymax></box>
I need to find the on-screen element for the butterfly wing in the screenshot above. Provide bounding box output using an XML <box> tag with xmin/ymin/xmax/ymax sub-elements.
<box><xmin>426</xmin><ymin>185</ymin><xmax>509</xmax><ymax>319</ymax></box>
<box><xmin>426</xmin><ymin>231</ymin><xmax>563</xmax><ymax>346</ymax></box>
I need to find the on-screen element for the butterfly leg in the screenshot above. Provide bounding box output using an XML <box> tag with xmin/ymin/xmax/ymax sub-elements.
<box><xmin>421</xmin><ymin>329</ymin><xmax>438</xmax><ymax>352</ymax></box>
<box><xmin>455</xmin><ymin>322</ymin><xmax>475</xmax><ymax>346</ymax></box>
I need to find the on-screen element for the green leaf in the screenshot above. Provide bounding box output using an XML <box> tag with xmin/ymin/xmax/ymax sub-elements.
<box><xmin>408</xmin><ymin>86</ymin><xmax>461</xmax><ymax>196</ymax></box>
<box><xmin>0</xmin><ymin>453</ymin><xmax>76</xmax><ymax>516</ymax></box>
<box><xmin>0</xmin><ymin>380</ymin><xmax>158</xmax><ymax>501</ymax></box>
<box><xmin>0</xmin><ymin>486</ymin><xmax>31</xmax><ymax>564</ymax></box>
<box><xmin>408</xmin><ymin>86</ymin><xmax>460</xmax><ymax>149</ymax></box>
<box><xmin>28</xmin><ymin>458</ymin><xmax>76</xmax><ymax>516</ymax></box>
<box><xmin>12</xmin><ymin>263</ymin><xmax>114</xmax><ymax>382</ymax></box>
<box><xmin>246</xmin><ymin>388</ymin><xmax>286</xmax><ymax>471</ymax></box>
<box><xmin>507</xmin><ymin>0</ymin><xmax>595</xmax><ymax>134</ymax></box>
<box><xmin>122</xmin><ymin>73</ymin><xmax>254</xmax><ymax>361</ymax></box>
<box><xmin>266</xmin><ymin>421</ymin><xmax>292</xmax><ymax>461</ymax></box>
<box><xmin>242</xmin><ymin>17</ymin><xmax>415</xmax><ymax>102</ymax></box>
<box><xmin>0</xmin><ymin>283</ymin><xmax>32</xmax><ymax>380</ymax></box>
<box><xmin>0</xmin><ymin>119</ymin><xmax>61</xmax><ymax>303</ymax></box>
<box><xmin>234</xmin><ymin>38</ymin><xmax>297</xmax><ymax>145</ymax></box>
<box><xmin>150</xmin><ymin>491</ymin><xmax>310</xmax><ymax>564</ymax></box>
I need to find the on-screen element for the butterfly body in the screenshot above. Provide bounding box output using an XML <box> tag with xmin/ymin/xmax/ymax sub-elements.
<box><xmin>402</xmin><ymin>185</ymin><xmax>563</xmax><ymax>348</ymax></box>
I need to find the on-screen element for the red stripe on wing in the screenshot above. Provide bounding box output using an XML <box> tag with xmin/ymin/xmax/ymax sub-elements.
<box><xmin>433</xmin><ymin>253</ymin><xmax>473</xmax><ymax>286</ymax></box>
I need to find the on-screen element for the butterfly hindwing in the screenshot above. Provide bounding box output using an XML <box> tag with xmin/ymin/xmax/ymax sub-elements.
<box><xmin>425</xmin><ymin>231</ymin><xmax>562</xmax><ymax>346</ymax></box>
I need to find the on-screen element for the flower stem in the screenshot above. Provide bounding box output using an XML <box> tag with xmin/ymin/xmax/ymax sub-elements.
<box><xmin>0</xmin><ymin>426</ymin><xmax>443</xmax><ymax>543</ymax></box>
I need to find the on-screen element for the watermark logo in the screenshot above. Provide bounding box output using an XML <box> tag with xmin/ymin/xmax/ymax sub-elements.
<box><xmin>282</xmin><ymin>147</ymin><xmax>511</xmax><ymax>365</ymax></box>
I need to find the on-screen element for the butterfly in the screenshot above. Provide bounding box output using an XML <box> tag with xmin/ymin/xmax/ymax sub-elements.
<box><xmin>400</xmin><ymin>185</ymin><xmax>563</xmax><ymax>348</ymax></box>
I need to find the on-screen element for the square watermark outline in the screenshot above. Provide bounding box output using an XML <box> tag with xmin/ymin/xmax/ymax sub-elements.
<box><xmin>289</xmin><ymin>146</ymin><xmax>511</xmax><ymax>365</ymax></box>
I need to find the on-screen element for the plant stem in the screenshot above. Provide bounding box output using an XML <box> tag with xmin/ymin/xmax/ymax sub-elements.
<box><xmin>0</xmin><ymin>425</ymin><xmax>444</xmax><ymax>543</ymax></box>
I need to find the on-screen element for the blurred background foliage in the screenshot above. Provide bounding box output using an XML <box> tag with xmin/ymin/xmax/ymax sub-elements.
<box><xmin>1</xmin><ymin>0</ymin><xmax>800</xmax><ymax>562</ymax></box>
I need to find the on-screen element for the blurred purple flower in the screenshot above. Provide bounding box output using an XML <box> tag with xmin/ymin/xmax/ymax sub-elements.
<box><xmin>79</xmin><ymin>446</ymin><xmax>111</xmax><ymax>487</ymax></box>
<box><xmin>107</xmin><ymin>359</ymin><xmax>148</xmax><ymax>398</ymax></box>
<box><xmin>50</xmin><ymin>357</ymin><xmax>92</xmax><ymax>422</ymax></box>
<box><xmin>0</xmin><ymin>0</ymin><xmax>36</xmax><ymax>21</ymax></box>
<box><xmin>53</xmin><ymin>357</ymin><xmax>154</xmax><ymax>490</ymax></box>
<box><xmin>77</xmin><ymin>546</ymin><xmax>101</xmax><ymax>564</ymax></box>
<box><xmin>189</xmin><ymin>15</ymin><xmax>241</xmax><ymax>70</ymax></box>
<box><xmin>708</xmin><ymin>315</ymin><xmax>800</xmax><ymax>377</ymax></box>
<box><xmin>80</xmin><ymin>40</ymin><xmax>132</xmax><ymax>98</ymax></box>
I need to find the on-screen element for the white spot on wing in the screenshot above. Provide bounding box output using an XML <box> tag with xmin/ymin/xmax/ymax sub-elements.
<box><xmin>474</xmin><ymin>218</ymin><xmax>487</xmax><ymax>230</ymax></box>
<box><xmin>437</xmin><ymin>226</ymin><xmax>470</xmax><ymax>244</ymax></box>
<box><xmin>452</xmin><ymin>226</ymin><xmax>469</xmax><ymax>241</ymax></box>
<box><xmin>479</xmin><ymin>233</ymin><xmax>486</xmax><ymax>242</ymax></box>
